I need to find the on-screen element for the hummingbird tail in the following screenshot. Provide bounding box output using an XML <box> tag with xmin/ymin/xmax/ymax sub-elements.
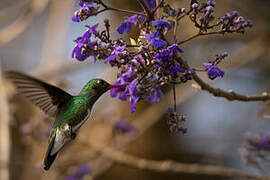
<box><xmin>43</xmin><ymin>135</ymin><xmax>58</xmax><ymax>171</ymax></box>
<box><xmin>44</xmin><ymin>152</ymin><xmax>58</xmax><ymax>171</ymax></box>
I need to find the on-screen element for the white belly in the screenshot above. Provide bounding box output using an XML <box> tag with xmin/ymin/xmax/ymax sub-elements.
<box><xmin>50</xmin><ymin>109</ymin><xmax>91</xmax><ymax>155</ymax></box>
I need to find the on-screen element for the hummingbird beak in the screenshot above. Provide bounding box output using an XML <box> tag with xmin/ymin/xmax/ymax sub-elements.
<box><xmin>109</xmin><ymin>85</ymin><xmax>126</xmax><ymax>89</ymax></box>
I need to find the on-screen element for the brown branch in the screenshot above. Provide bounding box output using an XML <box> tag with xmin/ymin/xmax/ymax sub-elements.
<box><xmin>153</xmin><ymin>0</ymin><xmax>164</xmax><ymax>16</ymax></box>
<box><xmin>88</xmin><ymin>140</ymin><xmax>269</xmax><ymax>180</ymax></box>
<box><xmin>107</xmin><ymin>7</ymin><xmax>146</xmax><ymax>16</ymax></box>
<box><xmin>176</xmin><ymin>57</ymin><xmax>270</xmax><ymax>102</ymax></box>
<box><xmin>177</xmin><ymin>33</ymin><xmax>200</xmax><ymax>45</ymax></box>
<box><xmin>177</xmin><ymin>31</ymin><xmax>229</xmax><ymax>45</ymax></box>
<box><xmin>136</xmin><ymin>0</ymin><xmax>153</xmax><ymax>19</ymax></box>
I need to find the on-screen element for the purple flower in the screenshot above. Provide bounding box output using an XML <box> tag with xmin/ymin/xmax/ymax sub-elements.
<box><xmin>220</xmin><ymin>13</ymin><xmax>230</xmax><ymax>21</ymax></box>
<box><xmin>231</xmin><ymin>11</ymin><xmax>239</xmax><ymax>18</ymax></box>
<box><xmin>220</xmin><ymin>11</ymin><xmax>238</xmax><ymax>22</ymax></box>
<box><xmin>234</xmin><ymin>16</ymin><xmax>245</xmax><ymax>25</ymax></box>
<box><xmin>256</xmin><ymin>133</ymin><xmax>270</xmax><ymax>150</ymax></box>
<box><xmin>121</xmin><ymin>66</ymin><xmax>134</xmax><ymax>80</ymax></box>
<box><xmin>154</xmin><ymin>49</ymin><xmax>170</xmax><ymax>60</ymax></box>
<box><xmin>167</xmin><ymin>63</ymin><xmax>184</xmax><ymax>75</ymax></box>
<box><xmin>207</xmin><ymin>0</ymin><xmax>216</xmax><ymax>7</ymax></box>
<box><xmin>131</xmin><ymin>55</ymin><xmax>145</xmax><ymax>67</ymax></box>
<box><xmin>127</xmin><ymin>78</ymin><xmax>140</xmax><ymax>113</ymax></box>
<box><xmin>105</xmin><ymin>45</ymin><xmax>126</xmax><ymax>64</ymax></box>
<box><xmin>110</xmin><ymin>66</ymin><xmax>135</xmax><ymax>101</ymax></box>
<box><xmin>240</xmin><ymin>132</ymin><xmax>270</xmax><ymax>171</ymax></box>
<box><xmin>154</xmin><ymin>44</ymin><xmax>183</xmax><ymax>61</ymax></box>
<box><xmin>72</xmin><ymin>38</ymin><xmax>96</xmax><ymax>61</ymax></box>
<box><xmin>166</xmin><ymin>108</ymin><xmax>187</xmax><ymax>134</ymax></box>
<box><xmin>191</xmin><ymin>3</ymin><xmax>199</xmax><ymax>15</ymax></box>
<box><xmin>84</xmin><ymin>23</ymin><xmax>99</xmax><ymax>37</ymax></box>
<box><xmin>145</xmin><ymin>32</ymin><xmax>167</xmax><ymax>49</ymax></box>
<box><xmin>146</xmin><ymin>88</ymin><xmax>164</xmax><ymax>104</ymax></box>
<box><xmin>110</xmin><ymin>78</ymin><xmax>128</xmax><ymax>101</ymax></box>
<box><xmin>153</xmin><ymin>44</ymin><xmax>184</xmax><ymax>77</ymax></box>
<box><xmin>113</xmin><ymin>120</ymin><xmax>136</xmax><ymax>134</ymax></box>
<box><xmin>205</xmin><ymin>6</ymin><xmax>214</xmax><ymax>18</ymax></box>
<box><xmin>117</xmin><ymin>15</ymin><xmax>138</xmax><ymax>34</ymax></box>
<box><xmin>167</xmin><ymin>44</ymin><xmax>183</xmax><ymax>55</ymax></box>
<box><xmin>203</xmin><ymin>62</ymin><xmax>224</xmax><ymax>80</ymax></box>
<box><xmin>72</xmin><ymin>24</ymin><xmax>99</xmax><ymax>61</ymax></box>
<box><xmin>72</xmin><ymin>2</ymin><xmax>98</xmax><ymax>22</ymax></box>
<box><xmin>144</xmin><ymin>0</ymin><xmax>156</xmax><ymax>10</ymax></box>
<box><xmin>110</xmin><ymin>72</ymin><xmax>141</xmax><ymax>113</ymax></box>
<box><xmin>242</xmin><ymin>20</ymin><xmax>253</xmax><ymax>28</ymax></box>
<box><xmin>65</xmin><ymin>164</ymin><xmax>92</xmax><ymax>180</ymax></box>
<box><xmin>152</xmin><ymin>19</ymin><xmax>173</xmax><ymax>29</ymax></box>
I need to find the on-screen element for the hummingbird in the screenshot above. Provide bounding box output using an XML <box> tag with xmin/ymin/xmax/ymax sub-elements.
<box><xmin>6</xmin><ymin>71</ymin><xmax>124</xmax><ymax>170</ymax></box>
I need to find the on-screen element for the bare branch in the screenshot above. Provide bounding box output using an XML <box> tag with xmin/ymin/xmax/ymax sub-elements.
<box><xmin>106</xmin><ymin>7</ymin><xmax>146</xmax><ymax>16</ymax></box>
<box><xmin>176</xmin><ymin>57</ymin><xmax>270</xmax><ymax>102</ymax></box>
<box><xmin>136</xmin><ymin>0</ymin><xmax>153</xmax><ymax>19</ymax></box>
<box><xmin>88</xmin><ymin>140</ymin><xmax>269</xmax><ymax>180</ymax></box>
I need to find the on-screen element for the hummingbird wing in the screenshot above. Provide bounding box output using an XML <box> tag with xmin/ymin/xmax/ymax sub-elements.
<box><xmin>6</xmin><ymin>71</ymin><xmax>73</xmax><ymax>117</ymax></box>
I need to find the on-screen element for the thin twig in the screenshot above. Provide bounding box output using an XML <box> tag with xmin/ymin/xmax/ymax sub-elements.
<box><xmin>173</xmin><ymin>84</ymin><xmax>177</xmax><ymax>111</ymax></box>
<box><xmin>176</xmin><ymin>57</ymin><xmax>270</xmax><ymax>102</ymax></box>
<box><xmin>107</xmin><ymin>7</ymin><xmax>146</xmax><ymax>16</ymax></box>
<box><xmin>153</xmin><ymin>0</ymin><xmax>164</xmax><ymax>16</ymax></box>
<box><xmin>177</xmin><ymin>30</ymin><xmax>228</xmax><ymax>45</ymax></box>
<box><xmin>136</xmin><ymin>0</ymin><xmax>153</xmax><ymax>19</ymax></box>
<box><xmin>177</xmin><ymin>32</ymin><xmax>200</xmax><ymax>45</ymax></box>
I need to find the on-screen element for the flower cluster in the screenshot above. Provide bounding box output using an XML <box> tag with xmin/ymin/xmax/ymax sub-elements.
<box><xmin>72</xmin><ymin>1</ymin><xmax>186</xmax><ymax>113</ymax></box>
<box><xmin>202</xmin><ymin>52</ymin><xmax>228</xmax><ymax>80</ymax></box>
<box><xmin>71</xmin><ymin>0</ymin><xmax>253</xmax><ymax>130</ymax></box>
<box><xmin>166</xmin><ymin>108</ymin><xmax>187</xmax><ymax>134</ymax></box>
<box><xmin>240</xmin><ymin>133</ymin><xmax>270</xmax><ymax>173</ymax></box>
<box><xmin>71</xmin><ymin>24</ymin><xmax>101</xmax><ymax>61</ymax></box>
<box><xmin>220</xmin><ymin>11</ymin><xmax>253</xmax><ymax>33</ymax></box>
<box><xmin>72</xmin><ymin>1</ymin><xmax>100</xmax><ymax>22</ymax></box>
<box><xmin>203</xmin><ymin>62</ymin><xmax>224</xmax><ymax>80</ymax></box>
<box><xmin>187</xmin><ymin>0</ymin><xmax>253</xmax><ymax>33</ymax></box>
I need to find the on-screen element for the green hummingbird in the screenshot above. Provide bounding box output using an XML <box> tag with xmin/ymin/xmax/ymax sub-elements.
<box><xmin>6</xmin><ymin>71</ymin><xmax>124</xmax><ymax>170</ymax></box>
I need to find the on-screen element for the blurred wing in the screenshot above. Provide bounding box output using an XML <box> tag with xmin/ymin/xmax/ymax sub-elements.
<box><xmin>6</xmin><ymin>71</ymin><xmax>73</xmax><ymax>117</ymax></box>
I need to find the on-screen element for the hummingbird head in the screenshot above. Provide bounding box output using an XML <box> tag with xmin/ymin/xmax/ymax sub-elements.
<box><xmin>83</xmin><ymin>79</ymin><xmax>110</xmax><ymax>94</ymax></box>
<box><xmin>80</xmin><ymin>79</ymin><xmax>126</xmax><ymax>96</ymax></box>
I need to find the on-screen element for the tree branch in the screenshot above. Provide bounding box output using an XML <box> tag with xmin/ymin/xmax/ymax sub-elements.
<box><xmin>176</xmin><ymin>57</ymin><xmax>270</xmax><ymax>102</ymax></box>
<box><xmin>106</xmin><ymin>7</ymin><xmax>146</xmax><ymax>16</ymax></box>
<box><xmin>89</xmin><ymin>140</ymin><xmax>269</xmax><ymax>180</ymax></box>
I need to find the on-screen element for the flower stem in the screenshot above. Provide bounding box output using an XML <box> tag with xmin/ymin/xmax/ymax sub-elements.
<box><xmin>173</xmin><ymin>84</ymin><xmax>177</xmax><ymax>112</ymax></box>
<box><xmin>107</xmin><ymin>7</ymin><xmax>146</xmax><ymax>16</ymax></box>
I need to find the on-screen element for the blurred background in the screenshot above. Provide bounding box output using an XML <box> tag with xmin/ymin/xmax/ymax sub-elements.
<box><xmin>0</xmin><ymin>0</ymin><xmax>270</xmax><ymax>179</ymax></box>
